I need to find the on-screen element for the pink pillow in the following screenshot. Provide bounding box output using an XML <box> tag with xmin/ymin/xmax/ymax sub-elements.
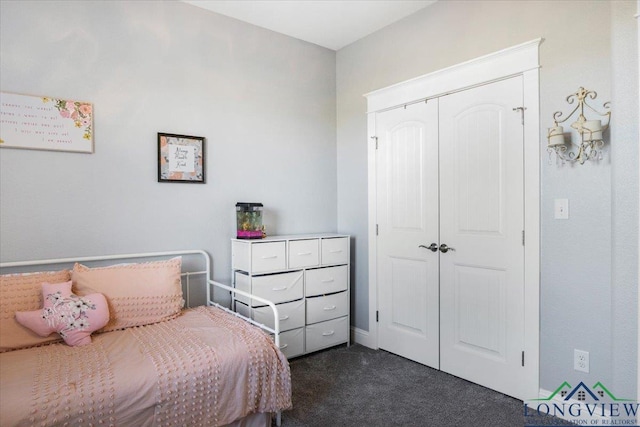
<box><xmin>15</xmin><ymin>281</ymin><xmax>109</xmax><ymax>347</ymax></box>
<box><xmin>0</xmin><ymin>270</ymin><xmax>71</xmax><ymax>352</ymax></box>
<box><xmin>72</xmin><ymin>257</ymin><xmax>183</xmax><ymax>332</ymax></box>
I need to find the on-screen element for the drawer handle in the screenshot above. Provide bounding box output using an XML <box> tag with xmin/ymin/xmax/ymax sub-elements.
<box><xmin>280</xmin><ymin>315</ymin><xmax>290</xmax><ymax>321</ymax></box>
<box><xmin>261</xmin><ymin>255</ymin><xmax>278</xmax><ymax>259</ymax></box>
<box><xmin>297</xmin><ymin>252</ymin><xmax>312</xmax><ymax>256</ymax></box>
<box><xmin>323</xmin><ymin>305</ymin><xmax>337</xmax><ymax>311</ymax></box>
<box><xmin>279</xmin><ymin>343</ymin><xmax>288</xmax><ymax>349</ymax></box>
<box><xmin>321</xmin><ymin>278</ymin><xmax>334</xmax><ymax>283</ymax></box>
<box><xmin>272</xmin><ymin>286</ymin><xmax>288</xmax><ymax>291</ymax></box>
<box><xmin>322</xmin><ymin>330</ymin><xmax>335</xmax><ymax>336</ymax></box>
<box><xmin>329</xmin><ymin>249</ymin><xmax>343</xmax><ymax>253</ymax></box>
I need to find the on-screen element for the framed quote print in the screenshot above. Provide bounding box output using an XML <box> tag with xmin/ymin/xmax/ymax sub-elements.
<box><xmin>157</xmin><ymin>133</ymin><xmax>205</xmax><ymax>183</ymax></box>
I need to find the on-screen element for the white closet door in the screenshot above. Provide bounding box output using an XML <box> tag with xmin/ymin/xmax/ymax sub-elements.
<box><xmin>438</xmin><ymin>76</ymin><xmax>527</xmax><ymax>398</ymax></box>
<box><xmin>376</xmin><ymin>101</ymin><xmax>440</xmax><ymax>368</ymax></box>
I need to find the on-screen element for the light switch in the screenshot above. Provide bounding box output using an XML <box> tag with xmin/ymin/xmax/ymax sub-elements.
<box><xmin>554</xmin><ymin>199</ymin><xmax>569</xmax><ymax>219</ymax></box>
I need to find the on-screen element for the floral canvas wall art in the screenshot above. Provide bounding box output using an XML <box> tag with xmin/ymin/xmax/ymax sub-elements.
<box><xmin>0</xmin><ymin>92</ymin><xmax>94</xmax><ymax>153</ymax></box>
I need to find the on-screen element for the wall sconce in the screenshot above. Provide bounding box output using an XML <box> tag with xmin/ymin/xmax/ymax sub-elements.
<box><xmin>547</xmin><ymin>87</ymin><xmax>611</xmax><ymax>165</ymax></box>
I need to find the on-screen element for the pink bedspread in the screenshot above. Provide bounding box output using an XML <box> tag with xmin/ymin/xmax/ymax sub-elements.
<box><xmin>0</xmin><ymin>306</ymin><xmax>292</xmax><ymax>427</ymax></box>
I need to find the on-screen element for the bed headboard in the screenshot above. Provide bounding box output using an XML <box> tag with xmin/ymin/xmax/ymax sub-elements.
<box><xmin>1</xmin><ymin>249</ymin><xmax>283</xmax><ymax>346</ymax></box>
<box><xmin>0</xmin><ymin>250</ymin><xmax>212</xmax><ymax>309</ymax></box>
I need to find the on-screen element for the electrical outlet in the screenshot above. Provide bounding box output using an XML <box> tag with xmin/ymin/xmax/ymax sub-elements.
<box><xmin>574</xmin><ymin>349</ymin><xmax>589</xmax><ymax>373</ymax></box>
<box><xmin>555</xmin><ymin>199</ymin><xmax>569</xmax><ymax>219</ymax></box>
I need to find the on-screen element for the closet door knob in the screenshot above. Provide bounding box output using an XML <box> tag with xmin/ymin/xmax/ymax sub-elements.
<box><xmin>439</xmin><ymin>244</ymin><xmax>455</xmax><ymax>253</ymax></box>
<box><xmin>419</xmin><ymin>243</ymin><xmax>438</xmax><ymax>252</ymax></box>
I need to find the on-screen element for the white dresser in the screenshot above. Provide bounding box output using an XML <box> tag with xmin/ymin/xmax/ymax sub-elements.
<box><xmin>232</xmin><ymin>233</ymin><xmax>350</xmax><ymax>358</ymax></box>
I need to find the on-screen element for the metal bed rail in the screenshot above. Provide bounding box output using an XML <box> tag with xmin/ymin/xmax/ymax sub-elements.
<box><xmin>207</xmin><ymin>280</ymin><xmax>281</xmax><ymax>348</ymax></box>
<box><xmin>1</xmin><ymin>250</ymin><xmax>211</xmax><ymax>308</ymax></box>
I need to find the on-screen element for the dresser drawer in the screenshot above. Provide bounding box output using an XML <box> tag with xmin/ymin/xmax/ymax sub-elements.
<box><xmin>321</xmin><ymin>237</ymin><xmax>349</xmax><ymax>266</ymax></box>
<box><xmin>253</xmin><ymin>298</ymin><xmax>305</xmax><ymax>332</ymax></box>
<box><xmin>275</xmin><ymin>328</ymin><xmax>304</xmax><ymax>359</ymax></box>
<box><xmin>251</xmin><ymin>241</ymin><xmax>286</xmax><ymax>273</ymax></box>
<box><xmin>306</xmin><ymin>291</ymin><xmax>349</xmax><ymax>324</ymax></box>
<box><xmin>305</xmin><ymin>316</ymin><xmax>348</xmax><ymax>353</ymax></box>
<box><xmin>288</xmin><ymin>239</ymin><xmax>319</xmax><ymax>269</ymax></box>
<box><xmin>305</xmin><ymin>265</ymin><xmax>348</xmax><ymax>297</ymax></box>
<box><xmin>235</xmin><ymin>270</ymin><xmax>303</xmax><ymax>306</ymax></box>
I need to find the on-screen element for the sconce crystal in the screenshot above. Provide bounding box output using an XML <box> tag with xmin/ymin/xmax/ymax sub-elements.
<box><xmin>547</xmin><ymin>87</ymin><xmax>611</xmax><ymax>165</ymax></box>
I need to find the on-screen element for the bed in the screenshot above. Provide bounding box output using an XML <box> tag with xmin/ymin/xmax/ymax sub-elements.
<box><xmin>0</xmin><ymin>250</ymin><xmax>292</xmax><ymax>427</ymax></box>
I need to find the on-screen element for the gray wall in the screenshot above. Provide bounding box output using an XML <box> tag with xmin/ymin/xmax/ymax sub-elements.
<box><xmin>0</xmin><ymin>0</ymin><xmax>337</xmax><ymax>291</ymax></box>
<box><xmin>611</xmin><ymin>0</ymin><xmax>639</xmax><ymax>401</ymax></box>
<box><xmin>336</xmin><ymin>0</ymin><xmax>638</xmax><ymax>397</ymax></box>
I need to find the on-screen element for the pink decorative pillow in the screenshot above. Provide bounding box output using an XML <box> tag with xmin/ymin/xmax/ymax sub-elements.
<box><xmin>0</xmin><ymin>270</ymin><xmax>71</xmax><ymax>352</ymax></box>
<box><xmin>72</xmin><ymin>257</ymin><xmax>183</xmax><ymax>332</ymax></box>
<box><xmin>15</xmin><ymin>281</ymin><xmax>109</xmax><ymax>347</ymax></box>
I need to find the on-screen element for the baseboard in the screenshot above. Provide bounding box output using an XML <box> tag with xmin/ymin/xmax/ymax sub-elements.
<box><xmin>350</xmin><ymin>326</ymin><xmax>377</xmax><ymax>349</ymax></box>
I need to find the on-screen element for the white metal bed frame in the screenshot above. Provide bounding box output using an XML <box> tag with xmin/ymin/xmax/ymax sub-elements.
<box><xmin>0</xmin><ymin>249</ymin><xmax>284</xmax><ymax>426</ymax></box>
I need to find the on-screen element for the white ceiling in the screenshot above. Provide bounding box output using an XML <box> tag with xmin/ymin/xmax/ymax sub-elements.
<box><xmin>181</xmin><ymin>0</ymin><xmax>437</xmax><ymax>51</ymax></box>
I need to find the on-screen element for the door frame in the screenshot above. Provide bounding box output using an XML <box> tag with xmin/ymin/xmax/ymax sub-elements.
<box><xmin>365</xmin><ymin>38</ymin><xmax>543</xmax><ymax>398</ymax></box>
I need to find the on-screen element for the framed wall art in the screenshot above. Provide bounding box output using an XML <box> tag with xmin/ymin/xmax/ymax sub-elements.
<box><xmin>0</xmin><ymin>91</ymin><xmax>94</xmax><ymax>153</ymax></box>
<box><xmin>157</xmin><ymin>133</ymin><xmax>206</xmax><ymax>183</ymax></box>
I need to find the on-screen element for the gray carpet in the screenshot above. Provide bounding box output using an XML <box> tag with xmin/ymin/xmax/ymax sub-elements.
<box><xmin>278</xmin><ymin>344</ymin><xmax>573</xmax><ymax>427</ymax></box>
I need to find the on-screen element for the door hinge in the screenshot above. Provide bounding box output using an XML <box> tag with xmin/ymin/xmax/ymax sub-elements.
<box><xmin>376</xmin><ymin>224</ymin><xmax>379</xmax><ymax>236</ymax></box>
<box><xmin>522</xmin><ymin>351</ymin><xmax>525</xmax><ymax>367</ymax></box>
<box><xmin>513</xmin><ymin>106</ymin><xmax>526</xmax><ymax>125</ymax></box>
<box><xmin>371</xmin><ymin>136</ymin><xmax>378</xmax><ymax>149</ymax></box>
<box><xmin>376</xmin><ymin>311</ymin><xmax>379</xmax><ymax>322</ymax></box>
<box><xmin>522</xmin><ymin>230</ymin><xmax>525</xmax><ymax>246</ymax></box>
